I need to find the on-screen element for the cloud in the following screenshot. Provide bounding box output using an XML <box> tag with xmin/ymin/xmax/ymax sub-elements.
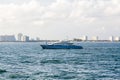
<box><xmin>0</xmin><ymin>0</ymin><xmax>120</xmax><ymax>24</ymax></box>
<box><xmin>0</xmin><ymin>0</ymin><xmax>120</xmax><ymax>39</ymax></box>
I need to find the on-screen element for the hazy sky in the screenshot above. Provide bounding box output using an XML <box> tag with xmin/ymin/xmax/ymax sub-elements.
<box><xmin>0</xmin><ymin>0</ymin><xmax>120</xmax><ymax>40</ymax></box>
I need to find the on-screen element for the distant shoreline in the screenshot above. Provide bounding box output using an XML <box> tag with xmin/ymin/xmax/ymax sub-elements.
<box><xmin>0</xmin><ymin>41</ymin><xmax>120</xmax><ymax>43</ymax></box>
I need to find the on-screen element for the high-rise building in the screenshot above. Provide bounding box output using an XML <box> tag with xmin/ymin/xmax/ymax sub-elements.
<box><xmin>114</xmin><ymin>37</ymin><xmax>120</xmax><ymax>41</ymax></box>
<box><xmin>36</xmin><ymin>37</ymin><xmax>40</xmax><ymax>41</ymax></box>
<box><xmin>82</xmin><ymin>36</ymin><xmax>88</xmax><ymax>41</ymax></box>
<box><xmin>109</xmin><ymin>36</ymin><xmax>114</xmax><ymax>41</ymax></box>
<box><xmin>0</xmin><ymin>35</ymin><xmax>16</xmax><ymax>42</ymax></box>
<box><xmin>92</xmin><ymin>36</ymin><xmax>98</xmax><ymax>41</ymax></box>
<box><xmin>18</xmin><ymin>33</ymin><xmax>23</xmax><ymax>41</ymax></box>
<box><xmin>22</xmin><ymin>36</ymin><xmax>29</xmax><ymax>42</ymax></box>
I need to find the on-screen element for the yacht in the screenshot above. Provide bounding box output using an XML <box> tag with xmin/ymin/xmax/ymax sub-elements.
<box><xmin>40</xmin><ymin>41</ymin><xmax>83</xmax><ymax>49</ymax></box>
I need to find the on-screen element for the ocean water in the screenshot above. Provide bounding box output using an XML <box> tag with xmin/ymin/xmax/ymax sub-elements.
<box><xmin>0</xmin><ymin>42</ymin><xmax>120</xmax><ymax>80</ymax></box>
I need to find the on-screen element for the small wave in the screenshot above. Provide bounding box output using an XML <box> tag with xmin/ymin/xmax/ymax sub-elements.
<box><xmin>45</xmin><ymin>74</ymin><xmax>76</xmax><ymax>79</ymax></box>
<box><xmin>9</xmin><ymin>74</ymin><xmax>29</xmax><ymax>79</ymax></box>
<box><xmin>44</xmin><ymin>70</ymin><xmax>77</xmax><ymax>79</ymax></box>
<box><xmin>40</xmin><ymin>59</ymin><xmax>64</xmax><ymax>64</ymax></box>
<box><xmin>20</xmin><ymin>60</ymin><xmax>33</xmax><ymax>63</ymax></box>
<box><xmin>34</xmin><ymin>71</ymin><xmax>47</xmax><ymax>75</ymax></box>
<box><xmin>74</xmin><ymin>52</ymin><xmax>93</xmax><ymax>54</ymax></box>
<box><xmin>0</xmin><ymin>69</ymin><xmax>7</xmax><ymax>74</ymax></box>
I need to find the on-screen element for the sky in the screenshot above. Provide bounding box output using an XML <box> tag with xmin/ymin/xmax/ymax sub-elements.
<box><xmin>0</xmin><ymin>0</ymin><xmax>120</xmax><ymax>40</ymax></box>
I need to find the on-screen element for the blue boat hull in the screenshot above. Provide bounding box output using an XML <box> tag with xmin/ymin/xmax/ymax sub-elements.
<box><xmin>41</xmin><ymin>45</ymin><xmax>83</xmax><ymax>49</ymax></box>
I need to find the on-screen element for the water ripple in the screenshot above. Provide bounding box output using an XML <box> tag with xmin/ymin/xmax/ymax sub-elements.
<box><xmin>0</xmin><ymin>42</ymin><xmax>120</xmax><ymax>80</ymax></box>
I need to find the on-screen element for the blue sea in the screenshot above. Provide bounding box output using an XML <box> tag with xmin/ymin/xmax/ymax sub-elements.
<box><xmin>0</xmin><ymin>42</ymin><xmax>120</xmax><ymax>80</ymax></box>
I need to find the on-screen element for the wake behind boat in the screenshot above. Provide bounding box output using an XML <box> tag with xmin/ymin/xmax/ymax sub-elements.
<box><xmin>40</xmin><ymin>41</ymin><xmax>83</xmax><ymax>49</ymax></box>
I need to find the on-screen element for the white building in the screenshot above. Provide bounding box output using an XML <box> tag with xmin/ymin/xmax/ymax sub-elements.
<box><xmin>18</xmin><ymin>33</ymin><xmax>23</xmax><ymax>41</ymax></box>
<box><xmin>109</xmin><ymin>36</ymin><xmax>114</xmax><ymax>41</ymax></box>
<box><xmin>81</xmin><ymin>36</ymin><xmax>88</xmax><ymax>41</ymax></box>
<box><xmin>36</xmin><ymin>37</ymin><xmax>40</xmax><ymax>41</ymax></box>
<box><xmin>92</xmin><ymin>36</ymin><xmax>98</xmax><ymax>41</ymax></box>
<box><xmin>0</xmin><ymin>35</ymin><xmax>16</xmax><ymax>42</ymax></box>
<box><xmin>114</xmin><ymin>37</ymin><xmax>120</xmax><ymax>41</ymax></box>
<box><xmin>21</xmin><ymin>36</ymin><xmax>29</xmax><ymax>42</ymax></box>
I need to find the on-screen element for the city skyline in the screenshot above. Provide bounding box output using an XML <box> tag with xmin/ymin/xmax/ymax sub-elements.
<box><xmin>0</xmin><ymin>0</ymin><xmax>120</xmax><ymax>40</ymax></box>
<box><xmin>0</xmin><ymin>33</ymin><xmax>120</xmax><ymax>41</ymax></box>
